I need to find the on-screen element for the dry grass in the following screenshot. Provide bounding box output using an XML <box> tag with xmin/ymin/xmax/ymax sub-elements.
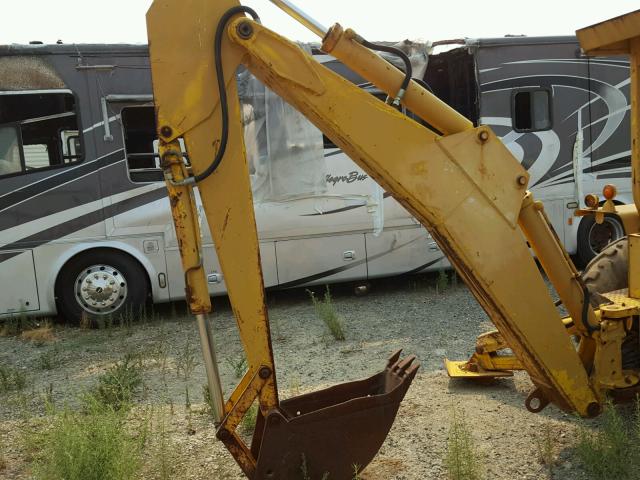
<box><xmin>20</xmin><ymin>323</ymin><xmax>57</xmax><ymax>345</ymax></box>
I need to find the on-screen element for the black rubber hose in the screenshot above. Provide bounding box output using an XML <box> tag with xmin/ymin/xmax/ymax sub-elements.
<box><xmin>192</xmin><ymin>6</ymin><xmax>260</xmax><ymax>184</ymax></box>
<box><xmin>412</xmin><ymin>77</ymin><xmax>434</xmax><ymax>94</ymax></box>
<box><xmin>358</xmin><ymin>39</ymin><xmax>412</xmax><ymax>105</ymax></box>
<box><xmin>580</xmin><ymin>283</ymin><xmax>599</xmax><ymax>334</ymax></box>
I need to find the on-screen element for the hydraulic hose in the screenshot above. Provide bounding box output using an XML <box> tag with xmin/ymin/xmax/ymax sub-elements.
<box><xmin>187</xmin><ymin>6</ymin><xmax>260</xmax><ymax>184</ymax></box>
<box><xmin>357</xmin><ymin>39</ymin><xmax>412</xmax><ymax>106</ymax></box>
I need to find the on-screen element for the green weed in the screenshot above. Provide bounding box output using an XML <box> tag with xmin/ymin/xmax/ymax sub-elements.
<box><xmin>534</xmin><ymin>423</ymin><xmax>556</xmax><ymax>477</ymax></box>
<box><xmin>36</xmin><ymin>345</ymin><xmax>63</xmax><ymax>370</ymax></box>
<box><xmin>436</xmin><ymin>269</ymin><xmax>449</xmax><ymax>294</ymax></box>
<box><xmin>202</xmin><ymin>383</ymin><xmax>216</xmax><ymax>418</ymax></box>
<box><xmin>574</xmin><ymin>401</ymin><xmax>638</xmax><ymax>479</ymax></box>
<box><xmin>29</xmin><ymin>398</ymin><xmax>145</xmax><ymax>480</ymax></box>
<box><xmin>0</xmin><ymin>365</ymin><xmax>27</xmax><ymax>394</ymax></box>
<box><xmin>308</xmin><ymin>286</ymin><xmax>346</xmax><ymax>341</ymax></box>
<box><xmin>226</xmin><ymin>355</ymin><xmax>248</xmax><ymax>379</ymax></box>
<box><xmin>176</xmin><ymin>341</ymin><xmax>198</xmax><ymax>381</ymax></box>
<box><xmin>89</xmin><ymin>355</ymin><xmax>142</xmax><ymax>411</ymax></box>
<box><xmin>143</xmin><ymin>407</ymin><xmax>178</xmax><ymax>480</ymax></box>
<box><xmin>444</xmin><ymin>408</ymin><xmax>482</xmax><ymax>480</ymax></box>
<box><xmin>241</xmin><ymin>403</ymin><xmax>258</xmax><ymax>434</ymax></box>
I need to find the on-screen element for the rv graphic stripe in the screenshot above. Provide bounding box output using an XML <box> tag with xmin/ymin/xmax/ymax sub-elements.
<box><xmin>0</xmin><ymin>160</ymin><xmax>140</xmax><ymax>233</ymax></box>
<box><xmin>0</xmin><ymin>149</ymin><xmax>125</xmax><ymax>212</ymax></box>
<box><xmin>301</xmin><ymin>193</ymin><xmax>391</xmax><ymax>216</ymax></box>
<box><xmin>275</xmin><ymin>235</ymin><xmax>441</xmax><ymax>289</ymax></box>
<box><xmin>0</xmin><ymin>187</ymin><xmax>166</xmax><ymax>264</ymax></box>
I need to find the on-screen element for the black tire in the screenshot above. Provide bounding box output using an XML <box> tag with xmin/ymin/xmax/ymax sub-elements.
<box><xmin>55</xmin><ymin>249</ymin><xmax>148</xmax><ymax>325</ymax></box>
<box><xmin>576</xmin><ymin>213</ymin><xmax>625</xmax><ymax>267</ymax></box>
<box><xmin>582</xmin><ymin>237</ymin><xmax>628</xmax><ymax>307</ymax></box>
<box><xmin>581</xmin><ymin>237</ymin><xmax>640</xmax><ymax>369</ymax></box>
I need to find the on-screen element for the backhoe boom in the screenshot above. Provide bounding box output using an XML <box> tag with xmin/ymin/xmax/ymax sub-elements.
<box><xmin>144</xmin><ymin>1</ymin><xmax>640</xmax><ymax>477</ymax></box>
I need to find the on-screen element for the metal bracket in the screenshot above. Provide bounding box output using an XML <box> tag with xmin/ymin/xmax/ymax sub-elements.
<box><xmin>100</xmin><ymin>97</ymin><xmax>113</xmax><ymax>142</ymax></box>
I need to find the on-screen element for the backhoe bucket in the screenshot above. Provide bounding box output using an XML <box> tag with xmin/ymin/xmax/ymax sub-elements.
<box><xmin>253</xmin><ymin>350</ymin><xmax>418</xmax><ymax>479</ymax></box>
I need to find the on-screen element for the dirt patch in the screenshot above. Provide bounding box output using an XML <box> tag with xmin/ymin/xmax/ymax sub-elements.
<box><xmin>0</xmin><ymin>273</ymin><xmax>614</xmax><ymax>479</ymax></box>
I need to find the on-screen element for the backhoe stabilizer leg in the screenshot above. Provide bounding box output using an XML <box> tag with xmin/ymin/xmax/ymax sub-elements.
<box><xmin>445</xmin><ymin>330</ymin><xmax>522</xmax><ymax>378</ymax></box>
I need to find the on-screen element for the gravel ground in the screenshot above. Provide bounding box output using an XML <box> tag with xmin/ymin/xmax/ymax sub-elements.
<box><xmin>0</xmin><ymin>272</ymin><xmax>618</xmax><ymax>479</ymax></box>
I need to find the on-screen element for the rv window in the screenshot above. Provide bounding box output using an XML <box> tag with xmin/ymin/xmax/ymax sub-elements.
<box><xmin>0</xmin><ymin>126</ymin><xmax>22</xmax><ymax>176</ymax></box>
<box><xmin>121</xmin><ymin>106</ymin><xmax>188</xmax><ymax>183</ymax></box>
<box><xmin>0</xmin><ymin>92</ymin><xmax>83</xmax><ymax>177</ymax></box>
<box><xmin>513</xmin><ymin>90</ymin><xmax>551</xmax><ymax>132</ymax></box>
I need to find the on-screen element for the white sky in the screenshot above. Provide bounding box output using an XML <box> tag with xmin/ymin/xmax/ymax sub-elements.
<box><xmin>1</xmin><ymin>1</ymin><xmax>638</xmax><ymax>45</ymax></box>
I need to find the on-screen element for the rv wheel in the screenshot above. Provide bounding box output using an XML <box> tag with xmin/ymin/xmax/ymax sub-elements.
<box><xmin>56</xmin><ymin>249</ymin><xmax>149</xmax><ymax>325</ymax></box>
<box><xmin>576</xmin><ymin>213</ymin><xmax>624</xmax><ymax>267</ymax></box>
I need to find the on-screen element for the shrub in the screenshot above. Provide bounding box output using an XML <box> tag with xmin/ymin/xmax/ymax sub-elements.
<box><xmin>36</xmin><ymin>346</ymin><xmax>63</xmax><ymax>371</ymax></box>
<box><xmin>308</xmin><ymin>286</ymin><xmax>346</xmax><ymax>341</ymax></box>
<box><xmin>444</xmin><ymin>408</ymin><xmax>482</xmax><ymax>480</ymax></box>
<box><xmin>30</xmin><ymin>399</ymin><xmax>145</xmax><ymax>480</ymax></box>
<box><xmin>575</xmin><ymin>401</ymin><xmax>636</xmax><ymax>479</ymax></box>
<box><xmin>0</xmin><ymin>365</ymin><xmax>27</xmax><ymax>394</ymax></box>
<box><xmin>90</xmin><ymin>356</ymin><xmax>142</xmax><ymax>411</ymax></box>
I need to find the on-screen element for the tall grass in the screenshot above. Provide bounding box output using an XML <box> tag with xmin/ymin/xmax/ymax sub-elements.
<box><xmin>574</xmin><ymin>401</ymin><xmax>640</xmax><ymax>479</ymax></box>
<box><xmin>307</xmin><ymin>286</ymin><xmax>346</xmax><ymax>341</ymax></box>
<box><xmin>444</xmin><ymin>408</ymin><xmax>482</xmax><ymax>480</ymax></box>
<box><xmin>30</xmin><ymin>397</ymin><xmax>146</xmax><ymax>480</ymax></box>
<box><xmin>534</xmin><ymin>423</ymin><xmax>557</xmax><ymax>477</ymax></box>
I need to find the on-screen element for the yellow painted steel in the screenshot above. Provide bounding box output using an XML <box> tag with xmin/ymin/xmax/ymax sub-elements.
<box><xmin>157</xmin><ymin>142</ymin><xmax>210</xmax><ymax>314</ymax></box>
<box><xmin>577</xmin><ymin>9</ymin><xmax>640</xmax><ymax>55</ymax></box>
<box><xmin>577</xmin><ymin>11</ymin><xmax>640</xmax><ymax>214</ymax></box>
<box><xmin>147</xmin><ymin>0</ymin><xmax>278</xmax><ymax>454</ymax></box>
<box><xmin>226</xmin><ymin>18</ymin><xmax>599</xmax><ymax>416</ymax></box>
<box><xmin>518</xmin><ymin>194</ymin><xmax>598</xmax><ymax>335</ymax></box>
<box><xmin>630</xmin><ymin>234</ymin><xmax>640</xmax><ymax>298</ymax></box>
<box><xmin>445</xmin><ymin>330</ymin><xmax>523</xmax><ymax>378</ymax></box>
<box><xmin>321</xmin><ymin>24</ymin><xmax>473</xmax><ymax>136</ymax></box>
<box><xmin>146</xmin><ymin>2</ymin><xmax>640</xmax><ymax>474</ymax></box>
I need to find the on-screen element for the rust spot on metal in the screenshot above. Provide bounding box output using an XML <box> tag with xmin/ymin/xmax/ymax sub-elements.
<box><xmin>221</xmin><ymin>208</ymin><xmax>231</xmax><ymax>239</ymax></box>
<box><xmin>184</xmin><ymin>283</ymin><xmax>194</xmax><ymax>305</ymax></box>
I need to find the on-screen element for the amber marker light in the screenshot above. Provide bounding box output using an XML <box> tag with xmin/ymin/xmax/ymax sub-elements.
<box><xmin>584</xmin><ymin>194</ymin><xmax>599</xmax><ymax>208</ymax></box>
<box><xmin>602</xmin><ymin>184</ymin><xmax>617</xmax><ymax>201</ymax></box>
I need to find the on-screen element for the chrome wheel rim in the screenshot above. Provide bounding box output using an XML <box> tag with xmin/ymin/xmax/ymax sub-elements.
<box><xmin>74</xmin><ymin>264</ymin><xmax>127</xmax><ymax>315</ymax></box>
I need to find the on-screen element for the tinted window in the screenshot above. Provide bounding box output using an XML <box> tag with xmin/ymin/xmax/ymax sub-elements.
<box><xmin>0</xmin><ymin>91</ymin><xmax>82</xmax><ymax>177</ymax></box>
<box><xmin>121</xmin><ymin>106</ymin><xmax>188</xmax><ymax>183</ymax></box>
<box><xmin>513</xmin><ymin>89</ymin><xmax>551</xmax><ymax>132</ymax></box>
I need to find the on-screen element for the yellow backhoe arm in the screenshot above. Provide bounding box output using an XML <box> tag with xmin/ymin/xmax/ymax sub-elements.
<box><xmin>144</xmin><ymin>1</ymin><xmax>640</xmax><ymax>477</ymax></box>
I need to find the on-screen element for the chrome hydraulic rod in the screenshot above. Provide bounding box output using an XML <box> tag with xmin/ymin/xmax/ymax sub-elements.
<box><xmin>268</xmin><ymin>0</ymin><xmax>328</xmax><ymax>37</ymax></box>
<box><xmin>197</xmin><ymin>313</ymin><xmax>225</xmax><ymax>423</ymax></box>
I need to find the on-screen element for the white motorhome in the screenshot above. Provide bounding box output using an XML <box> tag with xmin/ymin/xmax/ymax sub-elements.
<box><xmin>0</xmin><ymin>37</ymin><xmax>632</xmax><ymax>323</ymax></box>
<box><xmin>0</xmin><ymin>43</ymin><xmax>444</xmax><ymax>323</ymax></box>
